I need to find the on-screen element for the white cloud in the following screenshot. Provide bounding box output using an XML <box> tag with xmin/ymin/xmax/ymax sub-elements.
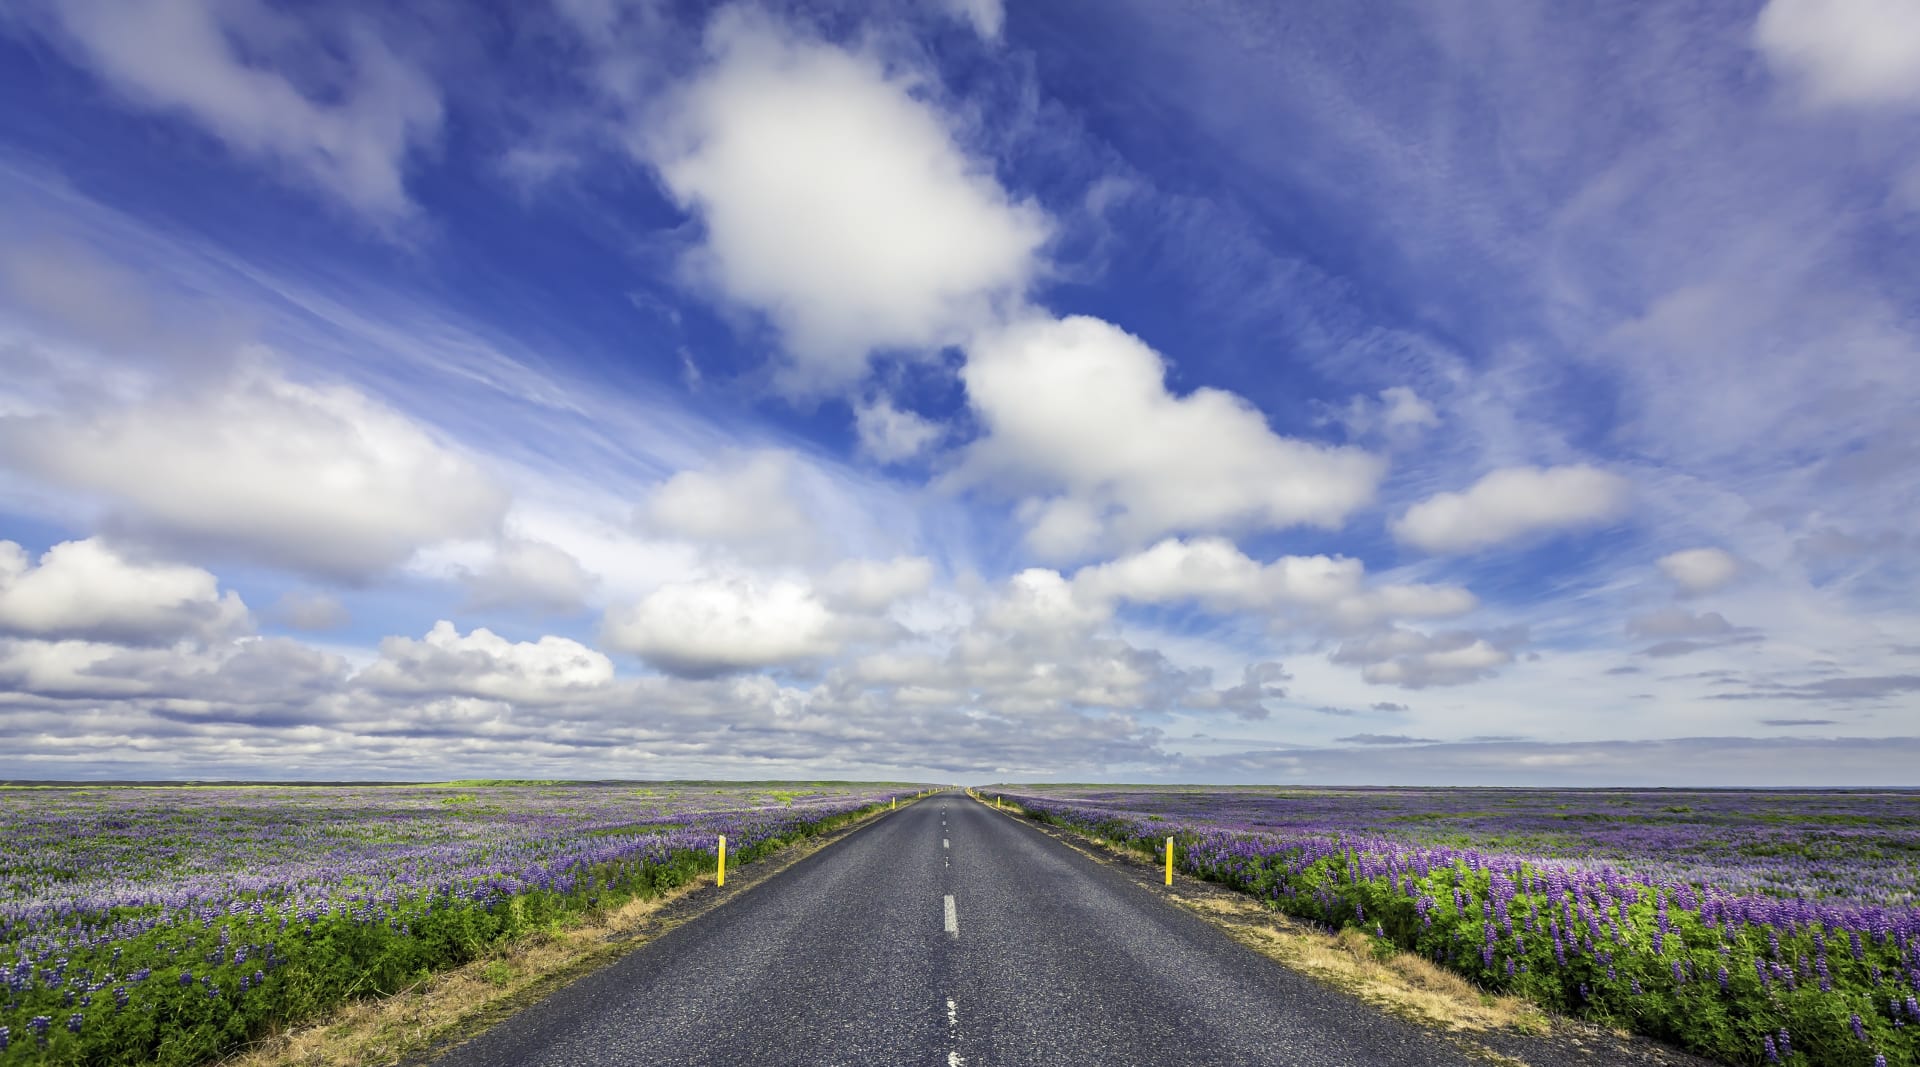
<box><xmin>937</xmin><ymin>0</ymin><xmax>1005</xmax><ymax>41</ymax></box>
<box><xmin>601</xmin><ymin>575</ymin><xmax>853</xmax><ymax>676</ymax></box>
<box><xmin>1755</xmin><ymin>0</ymin><xmax>1920</xmax><ymax>109</ymax></box>
<box><xmin>854</xmin><ymin>395</ymin><xmax>943</xmax><ymax>463</ymax></box>
<box><xmin>1074</xmin><ymin>537</ymin><xmax>1361</xmax><ymax>612</ymax></box>
<box><xmin>25</xmin><ymin>0</ymin><xmax>442</xmax><ymax>220</ymax></box>
<box><xmin>1329</xmin><ymin>385</ymin><xmax>1440</xmax><ymax>441</ymax></box>
<box><xmin>459</xmin><ymin>537</ymin><xmax>598</xmax><ymax>613</ymax></box>
<box><xmin>820</xmin><ymin>556</ymin><xmax>935</xmax><ymax>613</ymax></box>
<box><xmin>649</xmin><ymin>11</ymin><xmax>1049</xmax><ymax>393</ymax></box>
<box><xmin>1332</xmin><ymin>626</ymin><xmax>1519</xmax><ymax>688</ymax></box>
<box><xmin>1626</xmin><ymin>607</ymin><xmax>1736</xmax><ymax>639</ymax></box>
<box><xmin>269</xmin><ymin>591</ymin><xmax>349</xmax><ymax>632</ymax></box>
<box><xmin>641</xmin><ymin>450</ymin><xmax>819</xmax><ymax>561</ymax></box>
<box><xmin>0</xmin><ymin>359</ymin><xmax>509</xmax><ymax>580</ymax></box>
<box><xmin>1657</xmin><ymin>546</ymin><xmax>1741</xmax><ymax>596</ymax></box>
<box><xmin>356</xmin><ymin>621</ymin><xmax>614</xmax><ymax>705</ymax></box>
<box><xmin>983</xmin><ymin>567</ymin><xmax>1112</xmax><ymax>635</ymax></box>
<box><xmin>1379</xmin><ymin>386</ymin><xmax>1441</xmax><ymax>431</ymax></box>
<box><xmin>0</xmin><ymin>537</ymin><xmax>248</xmax><ymax>645</ymax></box>
<box><xmin>956</xmin><ymin>314</ymin><xmax>1384</xmax><ymax>558</ymax></box>
<box><xmin>1391</xmin><ymin>465</ymin><xmax>1630</xmax><ymax>554</ymax></box>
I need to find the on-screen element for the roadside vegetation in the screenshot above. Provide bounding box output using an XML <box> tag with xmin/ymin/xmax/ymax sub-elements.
<box><xmin>0</xmin><ymin>783</ymin><xmax>927</xmax><ymax>1065</ymax></box>
<box><xmin>989</xmin><ymin>786</ymin><xmax>1919</xmax><ymax>1067</ymax></box>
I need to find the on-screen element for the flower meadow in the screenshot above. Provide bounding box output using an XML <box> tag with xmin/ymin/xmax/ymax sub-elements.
<box><xmin>995</xmin><ymin>786</ymin><xmax>1920</xmax><ymax>1067</ymax></box>
<box><xmin>0</xmin><ymin>781</ymin><xmax>924</xmax><ymax>1066</ymax></box>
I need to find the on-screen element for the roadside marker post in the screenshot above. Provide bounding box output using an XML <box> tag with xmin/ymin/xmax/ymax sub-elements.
<box><xmin>1165</xmin><ymin>837</ymin><xmax>1174</xmax><ymax>886</ymax></box>
<box><xmin>892</xmin><ymin>798</ymin><xmax>897</xmax><ymax>810</ymax></box>
<box><xmin>717</xmin><ymin>835</ymin><xmax>727</xmax><ymax>886</ymax></box>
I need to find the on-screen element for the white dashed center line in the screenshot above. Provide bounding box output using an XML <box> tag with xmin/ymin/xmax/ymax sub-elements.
<box><xmin>943</xmin><ymin>838</ymin><xmax>949</xmax><ymax>848</ymax></box>
<box><xmin>943</xmin><ymin>894</ymin><xmax>958</xmax><ymax>937</ymax></box>
<box><xmin>946</xmin><ymin>996</ymin><xmax>963</xmax><ymax>1065</ymax></box>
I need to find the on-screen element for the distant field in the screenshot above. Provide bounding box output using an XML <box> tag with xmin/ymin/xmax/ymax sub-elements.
<box><xmin>0</xmin><ymin>782</ymin><xmax>923</xmax><ymax>1065</ymax></box>
<box><xmin>993</xmin><ymin>785</ymin><xmax>1920</xmax><ymax>1067</ymax></box>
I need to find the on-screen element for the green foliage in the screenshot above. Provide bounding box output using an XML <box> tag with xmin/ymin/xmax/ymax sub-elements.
<box><xmin>0</xmin><ymin>793</ymin><xmax>909</xmax><ymax>1066</ymax></box>
<box><xmin>1024</xmin><ymin>807</ymin><xmax>1917</xmax><ymax>1067</ymax></box>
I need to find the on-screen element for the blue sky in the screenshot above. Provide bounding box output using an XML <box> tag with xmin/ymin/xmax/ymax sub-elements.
<box><xmin>0</xmin><ymin>0</ymin><xmax>1916</xmax><ymax>784</ymax></box>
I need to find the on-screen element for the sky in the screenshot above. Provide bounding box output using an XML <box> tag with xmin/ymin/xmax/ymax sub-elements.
<box><xmin>0</xmin><ymin>0</ymin><xmax>1916</xmax><ymax>786</ymax></box>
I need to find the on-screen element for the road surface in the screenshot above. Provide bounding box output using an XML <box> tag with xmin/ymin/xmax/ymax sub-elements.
<box><xmin>431</xmin><ymin>791</ymin><xmax>1478</xmax><ymax>1067</ymax></box>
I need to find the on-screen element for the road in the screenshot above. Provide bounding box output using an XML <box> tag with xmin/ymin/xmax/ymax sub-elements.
<box><xmin>431</xmin><ymin>791</ymin><xmax>1480</xmax><ymax>1067</ymax></box>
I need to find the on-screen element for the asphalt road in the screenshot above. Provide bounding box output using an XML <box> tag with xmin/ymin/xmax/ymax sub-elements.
<box><xmin>431</xmin><ymin>792</ymin><xmax>1480</xmax><ymax>1067</ymax></box>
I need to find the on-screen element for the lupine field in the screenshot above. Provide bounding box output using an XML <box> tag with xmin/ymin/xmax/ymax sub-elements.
<box><xmin>0</xmin><ymin>781</ymin><xmax>924</xmax><ymax>1066</ymax></box>
<box><xmin>994</xmin><ymin>786</ymin><xmax>1920</xmax><ymax>1067</ymax></box>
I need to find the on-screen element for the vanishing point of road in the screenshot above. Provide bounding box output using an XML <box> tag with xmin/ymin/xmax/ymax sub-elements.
<box><xmin>431</xmin><ymin>791</ymin><xmax>1479</xmax><ymax>1067</ymax></box>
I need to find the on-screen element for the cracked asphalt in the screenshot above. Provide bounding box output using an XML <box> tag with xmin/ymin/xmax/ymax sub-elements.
<box><xmin>428</xmin><ymin>791</ymin><xmax>1484</xmax><ymax>1067</ymax></box>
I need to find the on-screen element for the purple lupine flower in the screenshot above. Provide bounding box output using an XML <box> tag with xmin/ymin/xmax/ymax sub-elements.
<box><xmin>1874</xmin><ymin>1055</ymin><xmax>1886</xmax><ymax>1067</ymax></box>
<box><xmin>1763</xmin><ymin>1034</ymin><xmax>1779</xmax><ymax>1063</ymax></box>
<box><xmin>0</xmin><ymin>1025</ymin><xmax>8</xmax><ymax>1052</ymax></box>
<box><xmin>1777</xmin><ymin>1029</ymin><xmax>1791</xmax><ymax>1057</ymax></box>
<box><xmin>67</xmin><ymin>1013</ymin><xmax>82</xmax><ymax>1035</ymax></box>
<box><xmin>1852</xmin><ymin>1013</ymin><xmax>1868</xmax><ymax>1042</ymax></box>
<box><xmin>1717</xmin><ymin>965</ymin><xmax>1728</xmax><ymax>991</ymax></box>
<box><xmin>178</xmin><ymin>970</ymin><xmax>193</xmax><ymax>987</ymax></box>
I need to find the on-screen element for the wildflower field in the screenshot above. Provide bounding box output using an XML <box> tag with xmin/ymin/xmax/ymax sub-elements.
<box><xmin>0</xmin><ymin>781</ymin><xmax>922</xmax><ymax>1066</ymax></box>
<box><xmin>995</xmin><ymin>786</ymin><xmax>1920</xmax><ymax>1067</ymax></box>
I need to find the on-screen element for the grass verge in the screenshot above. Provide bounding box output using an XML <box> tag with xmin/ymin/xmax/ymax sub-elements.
<box><xmin>213</xmin><ymin>799</ymin><xmax>914</xmax><ymax>1067</ymax></box>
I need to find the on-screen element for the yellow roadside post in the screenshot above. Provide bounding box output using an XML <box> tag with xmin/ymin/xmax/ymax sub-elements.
<box><xmin>892</xmin><ymin>798</ymin><xmax>896</xmax><ymax>810</ymax></box>
<box><xmin>1165</xmin><ymin>837</ymin><xmax>1174</xmax><ymax>886</ymax></box>
<box><xmin>717</xmin><ymin>835</ymin><xmax>727</xmax><ymax>886</ymax></box>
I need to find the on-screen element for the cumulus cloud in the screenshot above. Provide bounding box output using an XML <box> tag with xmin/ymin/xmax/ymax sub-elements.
<box><xmin>650</xmin><ymin>11</ymin><xmax>1048</xmax><ymax>393</ymax></box>
<box><xmin>853</xmin><ymin>395</ymin><xmax>943</xmax><ymax>463</ymax></box>
<box><xmin>982</xmin><ymin>568</ymin><xmax>1112</xmax><ymax>635</ymax></box>
<box><xmin>1657</xmin><ymin>547</ymin><xmax>1740</xmax><ymax>596</ymax></box>
<box><xmin>1626</xmin><ymin>607</ymin><xmax>1737</xmax><ymax>639</ymax></box>
<box><xmin>1333</xmin><ymin>626</ymin><xmax>1524</xmax><ymax>688</ymax></box>
<box><xmin>1328</xmin><ymin>385</ymin><xmax>1440</xmax><ymax>441</ymax></box>
<box><xmin>0</xmin><ymin>359</ymin><xmax>508</xmax><ymax>581</ymax></box>
<box><xmin>1185</xmin><ymin>661</ymin><xmax>1289</xmax><ymax>721</ymax></box>
<box><xmin>601</xmin><ymin>576</ymin><xmax>856</xmax><ymax>677</ymax></box>
<box><xmin>1754</xmin><ymin>0</ymin><xmax>1920</xmax><ymax>109</ymax></box>
<box><xmin>641</xmin><ymin>450</ymin><xmax>817</xmax><ymax>561</ymax></box>
<box><xmin>0</xmin><ymin>538</ymin><xmax>247</xmax><ymax>645</ymax></box>
<box><xmin>459</xmin><ymin>538</ymin><xmax>597</xmax><ymax>613</ymax></box>
<box><xmin>1070</xmin><ymin>536</ymin><xmax>1475</xmax><ymax>630</ymax></box>
<box><xmin>19</xmin><ymin>0</ymin><xmax>442</xmax><ymax>220</ymax></box>
<box><xmin>956</xmin><ymin>315</ymin><xmax>1384</xmax><ymax>558</ymax></box>
<box><xmin>1391</xmin><ymin>465</ymin><xmax>1630</xmax><ymax>554</ymax></box>
<box><xmin>819</xmin><ymin>556</ymin><xmax>935</xmax><ymax>613</ymax></box>
<box><xmin>357</xmin><ymin>621</ymin><xmax>615</xmax><ymax>705</ymax></box>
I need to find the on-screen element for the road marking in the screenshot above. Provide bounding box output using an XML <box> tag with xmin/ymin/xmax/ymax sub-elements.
<box><xmin>944</xmin><ymin>894</ymin><xmax>958</xmax><ymax>937</ymax></box>
<box><xmin>947</xmin><ymin>996</ymin><xmax>964</xmax><ymax>1066</ymax></box>
<box><xmin>943</xmin><ymin>838</ymin><xmax>949</xmax><ymax>848</ymax></box>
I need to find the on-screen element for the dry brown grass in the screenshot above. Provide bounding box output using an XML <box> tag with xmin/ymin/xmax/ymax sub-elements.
<box><xmin>215</xmin><ymin>804</ymin><xmax>898</xmax><ymax>1067</ymax></box>
<box><xmin>1178</xmin><ymin>893</ymin><xmax>1548</xmax><ymax>1035</ymax></box>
